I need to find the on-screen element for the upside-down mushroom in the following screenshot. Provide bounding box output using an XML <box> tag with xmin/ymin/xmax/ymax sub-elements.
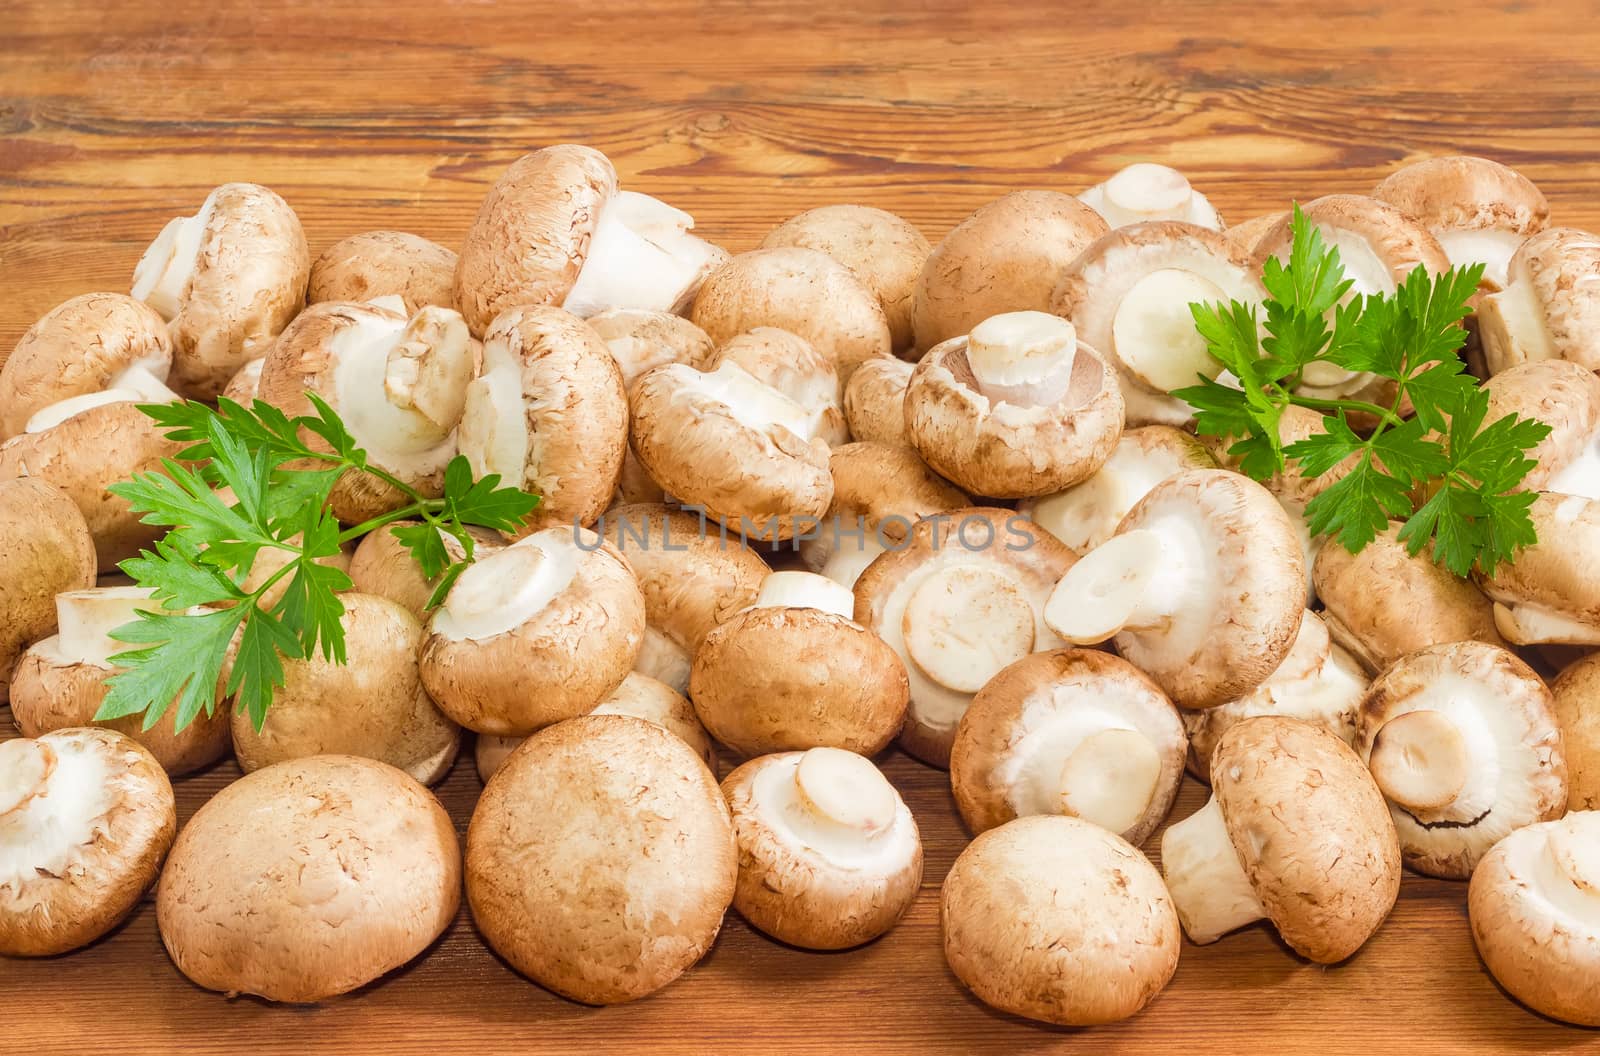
<box><xmin>1078</xmin><ymin>163</ymin><xmax>1223</xmax><ymax>230</ymax></box>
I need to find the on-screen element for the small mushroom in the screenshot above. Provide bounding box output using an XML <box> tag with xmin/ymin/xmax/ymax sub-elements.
<box><xmin>348</xmin><ymin>520</ymin><xmax>505</xmax><ymax>619</ymax></box>
<box><xmin>308</xmin><ymin>230</ymin><xmax>458</xmax><ymax>314</ymax></box>
<box><xmin>131</xmin><ymin>182</ymin><xmax>310</xmax><ymax>398</ymax></box>
<box><xmin>723</xmin><ymin>747</ymin><xmax>922</xmax><ymax>949</ymax></box>
<box><xmin>690</xmin><ymin>247</ymin><xmax>892</xmax><ymax>383</ymax></box>
<box><xmin>853</xmin><ymin>507</ymin><xmax>1076</xmax><ymax>767</ymax></box>
<box><xmin>10</xmin><ymin>587</ymin><xmax>231</xmax><ymax>776</ymax></box>
<box><xmin>1018</xmin><ymin>425</ymin><xmax>1216</xmax><ymax>553</ymax></box>
<box><xmin>0</xmin><ymin>729</ymin><xmax>175</xmax><ymax>956</ymax></box>
<box><xmin>454</xmin><ymin>145</ymin><xmax>722</xmax><ymax>333</ymax></box>
<box><xmin>1372</xmin><ymin>155</ymin><xmax>1548</xmax><ymax>290</ymax></box>
<box><xmin>708</xmin><ymin>327</ymin><xmax>847</xmax><ymax>446</ymax></box>
<box><xmin>761</xmin><ymin>205</ymin><xmax>931</xmax><ymax>356</ymax></box>
<box><xmin>905</xmin><ymin>311</ymin><xmax>1125</xmax><ymax>497</ymax></box>
<box><xmin>1053</xmin><ymin>221</ymin><xmax>1266</xmax><ymax>426</ymax></box>
<box><xmin>949</xmin><ymin>649</ymin><xmax>1186</xmax><ymax>845</ymax></box>
<box><xmin>475</xmin><ymin>671</ymin><xmax>715</xmax><ymax>782</ymax></box>
<box><xmin>231</xmin><ymin>593</ymin><xmax>460</xmax><ymax>784</ymax></box>
<box><xmin>258</xmin><ymin>299</ymin><xmax>475</xmax><ymax>525</ymax></box>
<box><xmin>0</xmin><ymin>478</ymin><xmax>97</xmax><ymax>702</ymax></box>
<box><xmin>1183</xmin><ymin>611</ymin><xmax>1368</xmax><ymax>783</ymax></box>
<box><xmin>1078</xmin><ymin>163</ymin><xmax>1223</xmax><ymax>230</ymax></box>
<box><xmin>1477</xmin><ymin>493</ymin><xmax>1600</xmax><ymax>646</ymax></box>
<box><xmin>156</xmin><ymin>755</ymin><xmax>460</xmax><ymax>1002</ymax></box>
<box><xmin>1315</xmin><ymin>522</ymin><xmax>1507</xmax><ymax>672</ymax></box>
<box><xmin>1357</xmin><ymin>641</ymin><xmax>1566</xmax><ymax>879</ymax></box>
<box><xmin>843</xmin><ymin>355</ymin><xmax>914</xmax><ymax>447</ymax></box>
<box><xmin>913</xmin><ymin>191</ymin><xmax>1108</xmax><ymax>352</ymax></box>
<box><xmin>1482</xmin><ymin>359</ymin><xmax>1600</xmax><ymax>497</ymax></box>
<box><xmin>1045</xmin><ymin>470</ymin><xmax>1305</xmax><ymax>708</ymax></box>
<box><xmin>1476</xmin><ymin>228</ymin><xmax>1600</xmax><ymax>375</ymax></box>
<box><xmin>598</xmin><ymin>503</ymin><xmax>770</xmax><ymax>692</ymax></box>
<box><xmin>1469</xmin><ymin>811</ymin><xmax>1600</xmax><ymax>1026</ymax></box>
<box><xmin>942</xmin><ymin>815</ymin><xmax>1179</xmax><ymax>1026</ymax></box>
<box><xmin>690</xmin><ymin>571</ymin><xmax>908</xmax><ymax>757</ymax></box>
<box><xmin>0</xmin><ymin>293</ymin><xmax>172</xmax><ymax>439</ymax></box>
<box><xmin>1160</xmin><ymin>716</ymin><xmax>1401</xmax><ymax>962</ymax></box>
<box><xmin>1552</xmin><ymin>654</ymin><xmax>1600</xmax><ymax>810</ymax></box>
<box><xmin>466</xmin><ymin>715</ymin><xmax>736</xmax><ymax>1005</ymax></box>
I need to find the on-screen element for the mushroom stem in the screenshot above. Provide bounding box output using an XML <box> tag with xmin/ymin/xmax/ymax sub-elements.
<box><xmin>55</xmin><ymin>586</ymin><xmax>162</xmax><ymax>668</ymax></box>
<box><xmin>458</xmin><ymin>360</ymin><xmax>529</xmax><ymax>484</ymax></box>
<box><xmin>431</xmin><ymin>532</ymin><xmax>579</xmax><ymax>642</ymax></box>
<box><xmin>817</xmin><ymin>533</ymin><xmax>889</xmax><ymax>591</ymax></box>
<box><xmin>1160</xmin><ymin>796</ymin><xmax>1266</xmax><ymax>945</ymax></box>
<box><xmin>754</xmin><ymin>571</ymin><xmax>855</xmax><ymax>619</ymax></box>
<box><xmin>1538</xmin><ymin>825</ymin><xmax>1600</xmax><ymax>921</ymax></box>
<box><xmin>336</xmin><ymin>309</ymin><xmax>474</xmax><ymax>456</ymax></box>
<box><xmin>1111</xmin><ymin>269</ymin><xmax>1228</xmax><ymax>392</ymax></box>
<box><xmin>902</xmin><ymin>566</ymin><xmax>1036</xmax><ymax>694</ymax></box>
<box><xmin>1545</xmin><ymin>435</ymin><xmax>1600</xmax><ymax>500</ymax></box>
<box><xmin>561</xmin><ymin>190</ymin><xmax>718</xmax><ymax>318</ymax></box>
<box><xmin>965</xmin><ymin>311</ymin><xmax>1078</xmax><ymax>408</ymax></box>
<box><xmin>1478</xmin><ymin>278</ymin><xmax>1555</xmax><ymax>368</ymax></box>
<box><xmin>1043</xmin><ymin>528</ymin><xmax>1186</xmax><ymax>644</ymax></box>
<box><xmin>131</xmin><ymin>195</ymin><xmax>216</xmax><ymax>320</ymax></box>
<box><xmin>0</xmin><ymin>739</ymin><xmax>55</xmax><ymax>820</ymax></box>
<box><xmin>790</xmin><ymin>747</ymin><xmax>896</xmax><ymax>838</ymax></box>
<box><xmin>1057</xmin><ymin>728</ymin><xmax>1162</xmax><ymax>836</ymax></box>
<box><xmin>24</xmin><ymin>368</ymin><xmax>182</xmax><ymax>434</ymax></box>
<box><xmin>683</xmin><ymin>361</ymin><xmax>819</xmax><ymax>442</ymax></box>
<box><xmin>1494</xmin><ymin>601</ymin><xmax>1600</xmax><ymax>646</ymax></box>
<box><xmin>1368</xmin><ymin>710</ymin><xmax>1470</xmax><ymax>812</ymax></box>
<box><xmin>1102</xmin><ymin>164</ymin><xmax>1195</xmax><ymax>223</ymax></box>
<box><xmin>384</xmin><ymin>307</ymin><xmax>474</xmax><ymax>435</ymax></box>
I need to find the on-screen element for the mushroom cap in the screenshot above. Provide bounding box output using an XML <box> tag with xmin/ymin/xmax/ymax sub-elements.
<box><xmin>722</xmin><ymin>749</ymin><xmax>922</xmax><ymax>949</ymax></box>
<box><xmin>690</xmin><ymin>602</ymin><xmax>909</xmax><ymax>758</ymax></box>
<box><xmin>586</xmin><ymin>308</ymin><xmax>716</xmax><ymax>392</ymax></box>
<box><xmin>689</xmin><ymin>247</ymin><xmax>891</xmax><ymax>384</ymax></box>
<box><xmin>905</xmin><ymin>330</ymin><xmax>1125</xmax><ymax>497</ymax></box>
<box><xmin>843</xmin><ymin>355</ymin><xmax>914</xmax><ymax>447</ymax></box>
<box><xmin>598</xmin><ymin>503</ymin><xmax>770</xmax><ymax>691</ymax></box>
<box><xmin>308</xmin><ymin>230</ymin><xmax>459</xmax><ymax>314</ymax></box>
<box><xmin>1357</xmin><ymin>641</ymin><xmax>1566</xmax><ymax>879</ymax></box>
<box><xmin>231</xmin><ymin>593</ymin><xmax>460</xmax><ymax>784</ymax></box>
<box><xmin>1479</xmin><ymin>227</ymin><xmax>1600</xmax><ymax>373</ymax></box>
<box><xmin>0</xmin><ymin>728</ymin><xmax>176</xmax><ymax>956</ymax></box>
<box><xmin>0</xmin><ymin>479</ymin><xmax>97</xmax><ymax>702</ymax></box>
<box><xmin>1221</xmin><ymin>211</ymin><xmax>1289</xmax><ymax>254</ymax></box>
<box><xmin>453</xmin><ymin>144</ymin><xmax>618</xmax><ymax>335</ymax></box>
<box><xmin>950</xmin><ymin>648</ymin><xmax>1186</xmax><ymax>846</ymax></box>
<box><xmin>1210</xmin><ymin>716</ymin><xmax>1401</xmax><ymax>963</ymax></box>
<box><xmin>853</xmin><ymin>507</ymin><xmax>1077</xmax><ymax>767</ymax></box>
<box><xmin>466</xmin><ymin>715</ymin><xmax>736</xmax><ymax>1004</ymax></box>
<box><xmin>1469</xmin><ymin>811</ymin><xmax>1600</xmax><ymax>1026</ymax></box>
<box><xmin>221</xmin><ymin>357</ymin><xmax>264</xmax><ymax>404</ymax></box>
<box><xmin>1372</xmin><ymin>155</ymin><xmax>1548</xmax><ymax>285</ymax></box>
<box><xmin>1552</xmin><ymin>653</ymin><xmax>1600</xmax><ymax>811</ymax></box>
<box><xmin>913</xmin><ymin>191</ymin><xmax>1108</xmax><ymax>352</ymax></box>
<box><xmin>156</xmin><ymin>755</ymin><xmax>459</xmax><ymax>1002</ymax></box>
<box><xmin>0</xmin><ymin>293</ymin><xmax>172</xmax><ymax>439</ymax></box>
<box><xmin>941</xmin><ymin>814</ymin><xmax>1179</xmax><ymax>1026</ymax></box>
<box><xmin>1477</xmin><ymin>493</ymin><xmax>1600</xmax><ymax>642</ymax></box>
<box><xmin>0</xmin><ymin>398</ymin><xmax>186</xmax><ymax>571</ymax></box>
<box><xmin>1183</xmin><ymin>610</ymin><xmax>1367</xmax><ymax>783</ymax></box>
<box><xmin>1254</xmin><ymin>194</ymin><xmax>1452</xmax><ymax>286</ymax></box>
<box><xmin>709</xmin><ymin>327</ymin><xmax>847</xmax><ymax>446</ymax></box>
<box><xmin>802</xmin><ymin>441</ymin><xmax>969</xmax><ymax>576</ymax></box>
<box><xmin>1481</xmin><ymin>359</ymin><xmax>1600</xmax><ymax>491</ymax></box>
<box><xmin>155</xmin><ymin>183</ymin><xmax>311</xmax><ymax>398</ymax></box>
<box><xmin>1315</xmin><ymin>522</ymin><xmax>1506</xmax><ymax>673</ymax></box>
<box><xmin>348</xmin><ymin>520</ymin><xmax>505</xmax><ymax>619</ymax></box>
<box><xmin>761</xmin><ymin>205</ymin><xmax>931</xmax><ymax>355</ymax></box>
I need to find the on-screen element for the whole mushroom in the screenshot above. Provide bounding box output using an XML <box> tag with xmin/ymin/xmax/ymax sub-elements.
<box><xmin>1078</xmin><ymin>163</ymin><xmax>1223</xmax><ymax>230</ymax></box>
<box><xmin>1473</xmin><ymin>227</ymin><xmax>1600</xmax><ymax>375</ymax></box>
<box><xmin>1552</xmin><ymin>653</ymin><xmax>1600</xmax><ymax>811</ymax></box>
<box><xmin>308</xmin><ymin>230</ymin><xmax>458</xmax><ymax>314</ymax></box>
<box><xmin>1477</xmin><ymin>493</ymin><xmax>1600</xmax><ymax>646</ymax></box>
<box><xmin>843</xmin><ymin>356</ymin><xmax>914</xmax><ymax>447</ymax></box>
<box><xmin>0</xmin><ymin>478</ymin><xmax>97</xmax><ymax>702</ymax></box>
<box><xmin>1482</xmin><ymin>359</ymin><xmax>1600</xmax><ymax>497</ymax></box>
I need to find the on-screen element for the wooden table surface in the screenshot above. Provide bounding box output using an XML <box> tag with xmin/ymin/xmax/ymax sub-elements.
<box><xmin>6</xmin><ymin>1</ymin><xmax>1600</xmax><ymax>1053</ymax></box>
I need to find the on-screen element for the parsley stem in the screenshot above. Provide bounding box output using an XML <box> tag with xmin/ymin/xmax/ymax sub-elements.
<box><xmin>337</xmin><ymin>500</ymin><xmax>447</xmax><ymax>545</ymax></box>
<box><xmin>1284</xmin><ymin>392</ymin><xmax>1405</xmax><ymax>429</ymax></box>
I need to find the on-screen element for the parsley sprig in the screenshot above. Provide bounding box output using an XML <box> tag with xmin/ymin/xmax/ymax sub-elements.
<box><xmin>1174</xmin><ymin>204</ymin><xmax>1550</xmax><ymax>579</ymax></box>
<box><xmin>97</xmin><ymin>396</ymin><xmax>538</xmax><ymax>733</ymax></box>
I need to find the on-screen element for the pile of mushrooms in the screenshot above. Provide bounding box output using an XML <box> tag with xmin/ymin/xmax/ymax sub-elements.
<box><xmin>4</xmin><ymin>146</ymin><xmax>1600</xmax><ymax>1033</ymax></box>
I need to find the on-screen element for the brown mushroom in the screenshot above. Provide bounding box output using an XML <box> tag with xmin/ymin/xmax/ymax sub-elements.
<box><xmin>843</xmin><ymin>355</ymin><xmax>914</xmax><ymax>447</ymax></box>
<box><xmin>0</xmin><ymin>479</ymin><xmax>97</xmax><ymax>702</ymax></box>
<box><xmin>708</xmin><ymin>327</ymin><xmax>847</xmax><ymax>445</ymax></box>
<box><xmin>308</xmin><ymin>230</ymin><xmax>458</xmax><ymax>314</ymax></box>
<box><xmin>1477</xmin><ymin>493</ymin><xmax>1600</xmax><ymax>646</ymax></box>
<box><xmin>1552</xmin><ymin>653</ymin><xmax>1600</xmax><ymax>811</ymax></box>
<box><xmin>1481</xmin><ymin>359</ymin><xmax>1600</xmax><ymax>496</ymax></box>
<box><xmin>1476</xmin><ymin>227</ymin><xmax>1600</xmax><ymax>375</ymax></box>
<box><xmin>348</xmin><ymin>520</ymin><xmax>505</xmax><ymax>619</ymax></box>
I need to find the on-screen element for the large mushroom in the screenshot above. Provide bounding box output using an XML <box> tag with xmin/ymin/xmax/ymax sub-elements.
<box><xmin>1552</xmin><ymin>654</ymin><xmax>1600</xmax><ymax>811</ymax></box>
<box><xmin>0</xmin><ymin>729</ymin><xmax>176</xmax><ymax>956</ymax></box>
<box><xmin>1045</xmin><ymin>470</ymin><xmax>1305</xmax><ymax>709</ymax></box>
<box><xmin>1481</xmin><ymin>359</ymin><xmax>1600</xmax><ymax>497</ymax></box>
<box><xmin>1477</xmin><ymin>493</ymin><xmax>1600</xmax><ymax>646</ymax></box>
<box><xmin>131</xmin><ymin>182</ymin><xmax>310</xmax><ymax>398</ymax></box>
<box><xmin>308</xmin><ymin>230</ymin><xmax>458</xmax><ymax>314</ymax></box>
<box><xmin>723</xmin><ymin>748</ymin><xmax>922</xmax><ymax>949</ymax></box>
<box><xmin>1078</xmin><ymin>163</ymin><xmax>1223</xmax><ymax>230</ymax></box>
<box><xmin>949</xmin><ymin>649</ymin><xmax>1186</xmax><ymax>846</ymax></box>
<box><xmin>1161</xmin><ymin>716</ymin><xmax>1401</xmax><ymax>962</ymax></box>
<box><xmin>1474</xmin><ymin>228</ymin><xmax>1600</xmax><ymax>375</ymax></box>
<box><xmin>843</xmin><ymin>355</ymin><xmax>914</xmax><ymax>447</ymax></box>
<box><xmin>708</xmin><ymin>327</ymin><xmax>847</xmax><ymax>446</ymax></box>
<box><xmin>156</xmin><ymin>755</ymin><xmax>459</xmax><ymax>1002</ymax></box>
<box><xmin>942</xmin><ymin>815</ymin><xmax>1179</xmax><ymax>1026</ymax></box>
<box><xmin>453</xmin><ymin>145</ymin><xmax>723</xmax><ymax>333</ymax></box>
<box><xmin>0</xmin><ymin>478</ymin><xmax>97</xmax><ymax>702</ymax></box>
<box><xmin>466</xmin><ymin>715</ymin><xmax>736</xmax><ymax>1004</ymax></box>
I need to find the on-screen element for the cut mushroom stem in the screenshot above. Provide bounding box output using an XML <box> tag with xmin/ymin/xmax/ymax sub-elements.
<box><xmin>1058</xmin><ymin>727</ymin><xmax>1162</xmax><ymax>836</ymax></box>
<box><xmin>1160</xmin><ymin>796</ymin><xmax>1267</xmax><ymax>944</ymax></box>
<box><xmin>754</xmin><ymin>570</ymin><xmax>855</xmax><ymax>618</ymax></box>
<box><xmin>0</xmin><ymin>738</ymin><xmax>54</xmax><ymax>818</ymax></box>
<box><xmin>24</xmin><ymin>368</ymin><xmax>182</xmax><ymax>433</ymax></box>
<box><xmin>1368</xmin><ymin>709</ymin><xmax>1471</xmax><ymax>812</ymax></box>
<box><xmin>788</xmin><ymin>747</ymin><xmax>898</xmax><ymax>840</ymax></box>
<box><xmin>131</xmin><ymin>198</ymin><xmax>216</xmax><ymax>320</ymax></box>
<box><xmin>1540</xmin><ymin>824</ymin><xmax>1600</xmax><ymax>919</ymax></box>
<box><xmin>1106</xmin><ymin>164</ymin><xmax>1195</xmax><ymax>221</ymax></box>
<box><xmin>1495</xmin><ymin>601</ymin><xmax>1600</xmax><ymax>646</ymax></box>
<box><xmin>1112</xmin><ymin>268</ymin><xmax>1227</xmax><ymax>392</ymax></box>
<box><xmin>382</xmin><ymin>307</ymin><xmax>473</xmax><ymax>434</ymax></box>
<box><xmin>336</xmin><ymin>308</ymin><xmax>473</xmax><ymax>455</ymax></box>
<box><xmin>903</xmin><ymin>566</ymin><xmax>1036</xmax><ymax>694</ymax></box>
<box><xmin>561</xmin><ymin>191</ymin><xmax>718</xmax><ymax>318</ymax></box>
<box><xmin>430</xmin><ymin>534</ymin><xmax>579</xmax><ymax>641</ymax></box>
<box><xmin>1045</xmin><ymin>528</ymin><xmax>1190</xmax><ymax>643</ymax></box>
<box><xmin>965</xmin><ymin>311</ymin><xmax>1078</xmax><ymax>407</ymax></box>
<box><xmin>54</xmin><ymin>586</ymin><xmax>164</xmax><ymax>668</ymax></box>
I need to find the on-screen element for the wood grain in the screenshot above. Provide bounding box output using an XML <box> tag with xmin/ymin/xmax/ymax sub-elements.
<box><xmin>4</xmin><ymin>0</ymin><xmax>1600</xmax><ymax>1051</ymax></box>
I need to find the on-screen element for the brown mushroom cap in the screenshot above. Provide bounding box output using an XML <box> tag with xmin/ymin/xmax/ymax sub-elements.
<box><xmin>913</xmin><ymin>191</ymin><xmax>1108</xmax><ymax>352</ymax></box>
<box><xmin>1372</xmin><ymin>155</ymin><xmax>1548</xmax><ymax>289</ymax></box>
<box><xmin>156</xmin><ymin>755</ymin><xmax>459</xmax><ymax>1002</ymax></box>
<box><xmin>1477</xmin><ymin>227</ymin><xmax>1600</xmax><ymax>374</ymax></box>
<box><xmin>221</xmin><ymin>357</ymin><xmax>264</xmax><ymax>404</ymax></box>
<box><xmin>587</xmin><ymin>308</ymin><xmax>716</xmax><ymax>391</ymax></box>
<box><xmin>0</xmin><ymin>479</ymin><xmax>97</xmax><ymax>702</ymax></box>
<box><xmin>1357</xmin><ymin>641</ymin><xmax>1566</xmax><ymax>879</ymax></box>
<box><xmin>0</xmin><ymin>293</ymin><xmax>172</xmax><ymax>439</ymax></box>
<box><xmin>1482</xmin><ymin>359</ymin><xmax>1600</xmax><ymax>493</ymax></box>
<box><xmin>843</xmin><ymin>355</ymin><xmax>914</xmax><ymax>447</ymax></box>
<box><xmin>690</xmin><ymin>247</ymin><xmax>892</xmax><ymax>383</ymax></box>
<box><xmin>950</xmin><ymin>649</ymin><xmax>1186</xmax><ymax>846</ymax></box>
<box><xmin>309</xmin><ymin>230</ymin><xmax>458</xmax><ymax>314</ymax></box>
<box><xmin>466</xmin><ymin>715</ymin><xmax>736</xmax><ymax>1004</ymax></box>
<box><xmin>1469</xmin><ymin>811</ymin><xmax>1600</xmax><ymax>1026</ymax></box>
<box><xmin>347</xmin><ymin>520</ymin><xmax>505</xmax><ymax>619</ymax></box>
<box><xmin>723</xmin><ymin>748</ymin><xmax>922</xmax><ymax>949</ymax></box>
<box><xmin>1552</xmin><ymin>653</ymin><xmax>1600</xmax><ymax>811</ymax></box>
<box><xmin>0</xmin><ymin>728</ymin><xmax>175</xmax><ymax>956</ymax></box>
<box><xmin>1315</xmin><ymin>522</ymin><xmax>1506</xmax><ymax>673</ymax></box>
<box><xmin>1221</xmin><ymin>211</ymin><xmax>1289</xmax><ymax>254</ymax></box>
<box><xmin>1477</xmin><ymin>493</ymin><xmax>1600</xmax><ymax>645</ymax></box>
<box><xmin>761</xmin><ymin>205</ymin><xmax>931</xmax><ymax>355</ymax></box>
<box><xmin>231</xmin><ymin>593</ymin><xmax>460</xmax><ymax>784</ymax></box>
<box><xmin>942</xmin><ymin>814</ymin><xmax>1179</xmax><ymax>1026</ymax></box>
<box><xmin>709</xmin><ymin>327</ymin><xmax>847</xmax><ymax>445</ymax></box>
<box><xmin>419</xmin><ymin>528</ymin><xmax>644</xmax><ymax>736</ymax></box>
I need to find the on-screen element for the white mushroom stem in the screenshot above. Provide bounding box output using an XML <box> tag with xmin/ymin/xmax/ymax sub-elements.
<box><xmin>901</xmin><ymin>566</ymin><xmax>1035</xmax><ymax>693</ymax></box>
<box><xmin>1110</xmin><ymin>269</ymin><xmax>1228</xmax><ymax>393</ymax></box>
<box><xmin>1161</xmin><ymin>796</ymin><xmax>1266</xmax><ymax>945</ymax></box>
<box><xmin>0</xmin><ymin>739</ymin><xmax>54</xmax><ymax>819</ymax></box>
<box><xmin>1026</xmin><ymin>440</ymin><xmax>1181</xmax><ymax>552</ymax></box>
<box><xmin>24</xmin><ymin>369</ymin><xmax>183</xmax><ymax>433</ymax></box>
<box><xmin>684</xmin><ymin>361</ymin><xmax>819</xmax><ymax>442</ymax></box>
<box><xmin>131</xmin><ymin>192</ymin><xmax>217</xmax><ymax>320</ymax></box>
<box><xmin>754</xmin><ymin>571</ymin><xmax>855</xmax><ymax>619</ymax></box>
<box><xmin>1436</xmin><ymin>230</ymin><xmax>1526</xmax><ymax>291</ymax></box>
<box><xmin>751</xmin><ymin>749</ymin><xmax>904</xmax><ymax>868</ymax></box>
<box><xmin>965</xmin><ymin>311</ymin><xmax>1078</xmax><ymax>408</ymax></box>
<box><xmin>1044</xmin><ymin>527</ymin><xmax>1205</xmax><ymax>645</ymax></box>
<box><xmin>334</xmin><ymin>308</ymin><xmax>474</xmax><ymax>457</ymax></box>
<box><xmin>818</xmin><ymin>532</ymin><xmax>889</xmax><ymax>591</ymax></box>
<box><xmin>1494</xmin><ymin>601</ymin><xmax>1600</xmax><ymax>646</ymax></box>
<box><xmin>562</xmin><ymin>190</ymin><xmax>719</xmax><ymax>318</ymax></box>
<box><xmin>430</xmin><ymin>530</ymin><xmax>579</xmax><ymax>641</ymax></box>
<box><xmin>54</xmin><ymin>587</ymin><xmax>163</xmax><ymax>669</ymax></box>
<box><xmin>1058</xmin><ymin>728</ymin><xmax>1162</xmax><ymax>835</ymax></box>
<box><xmin>1478</xmin><ymin>274</ymin><xmax>1557</xmax><ymax>366</ymax></box>
<box><xmin>1368</xmin><ymin>710</ymin><xmax>1470</xmax><ymax>812</ymax></box>
<box><xmin>384</xmin><ymin>307</ymin><xmax>473</xmax><ymax>435</ymax></box>
<box><xmin>1366</xmin><ymin>676</ymin><xmax>1505</xmax><ymax>823</ymax></box>
<box><xmin>1537</xmin><ymin>824</ymin><xmax>1600</xmax><ymax>921</ymax></box>
<box><xmin>458</xmin><ymin>355</ymin><xmax>528</xmax><ymax>484</ymax></box>
<box><xmin>634</xmin><ymin>628</ymin><xmax>692</xmax><ymax>694</ymax></box>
